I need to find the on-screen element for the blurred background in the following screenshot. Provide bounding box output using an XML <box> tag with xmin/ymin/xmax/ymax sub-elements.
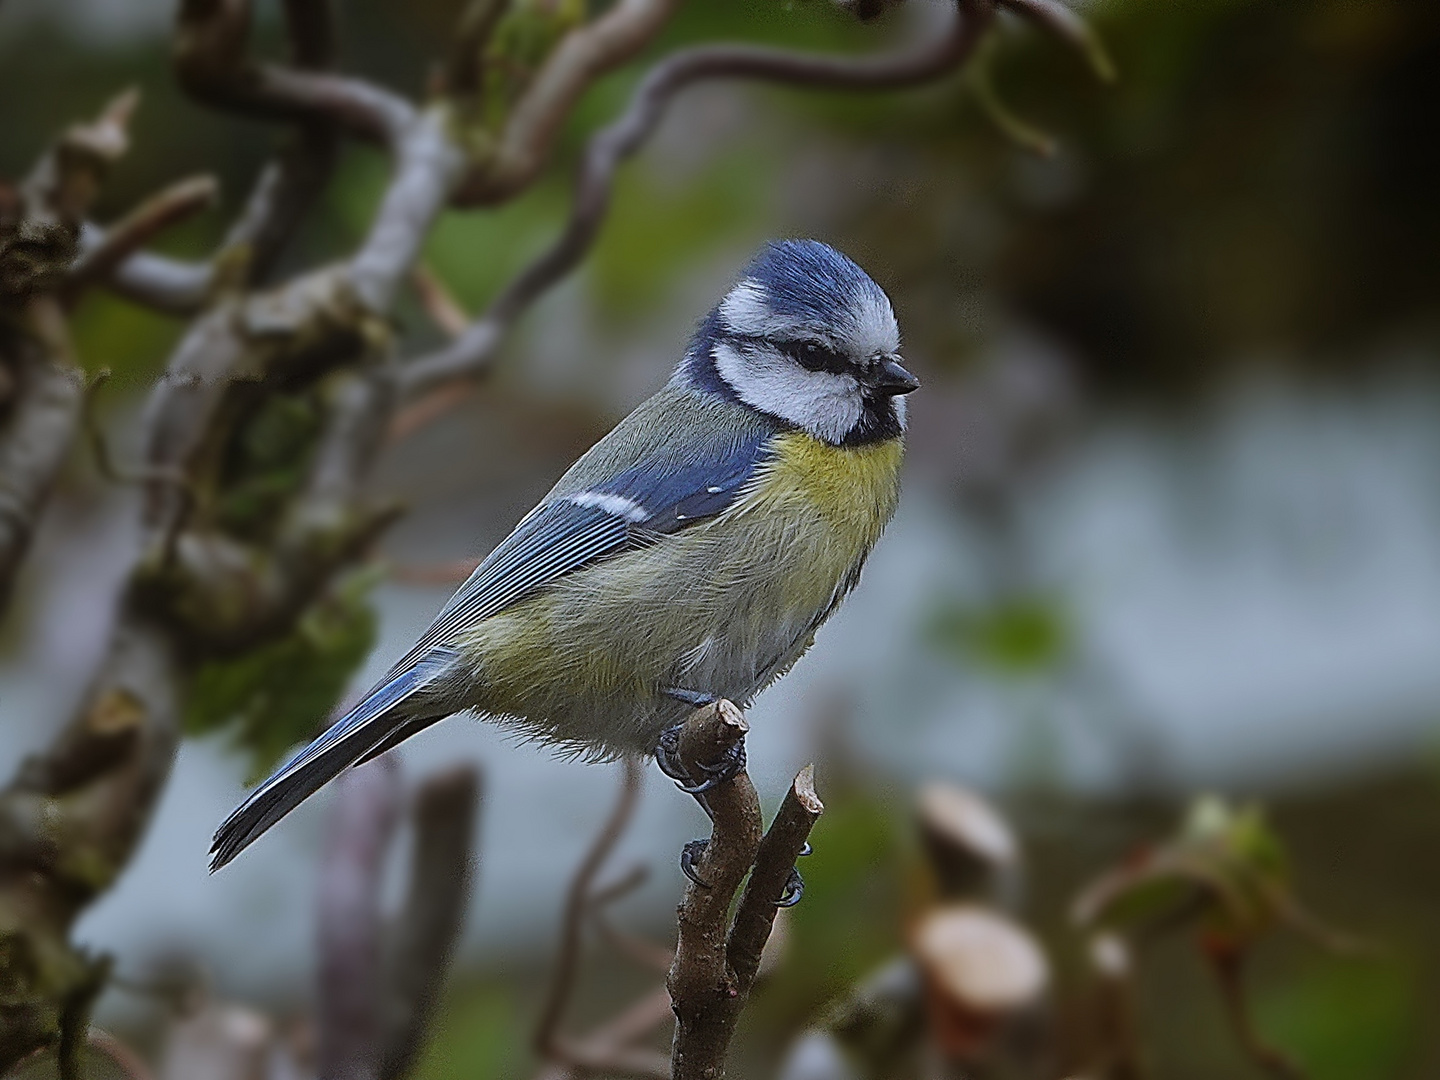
<box><xmin>2</xmin><ymin>0</ymin><xmax>1439</xmax><ymax>1077</ymax></box>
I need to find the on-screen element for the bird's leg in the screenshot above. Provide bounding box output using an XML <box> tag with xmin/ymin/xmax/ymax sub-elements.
<box><xmin>662</xmin><ymin>687</ymin><xmax>718</xmax><ymax>709</ymax></box>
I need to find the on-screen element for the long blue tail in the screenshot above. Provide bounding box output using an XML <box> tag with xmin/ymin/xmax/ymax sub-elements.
<box><xmin>209</xmin><ymin>659</ymin><xmax>446</xmax><ymax>871</ymax></box>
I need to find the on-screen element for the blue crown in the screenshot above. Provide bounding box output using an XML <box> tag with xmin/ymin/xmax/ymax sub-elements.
<box><xmin>740</xmin><ymin>239</ymin><xmax>887</xmax><ymax>326</ymax></box>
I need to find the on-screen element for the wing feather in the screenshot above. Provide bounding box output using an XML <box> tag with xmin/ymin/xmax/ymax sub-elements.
<box><xmin>389</xmin><ymin>428</ymin><xmax>776</xmax><ymax>674</ymax></box>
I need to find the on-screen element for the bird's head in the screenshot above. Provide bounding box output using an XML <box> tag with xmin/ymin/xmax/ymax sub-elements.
<box><xmin>682</xmin><ymin>239</ymin><xmax>918</xmax><ymax>446</ymax></box>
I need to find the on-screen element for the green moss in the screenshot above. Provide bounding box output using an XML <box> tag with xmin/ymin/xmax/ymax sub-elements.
<box><xmin>214</xmin><ymin>390</ymin><xmax>325</xmax><ymax>538</ymax></box>
<box><xmin>183</xmin><ymin>572</ymin><xmax>378</xmax><ymax>783</ymax></box>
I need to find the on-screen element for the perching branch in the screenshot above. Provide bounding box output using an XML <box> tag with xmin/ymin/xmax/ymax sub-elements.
<box><xmin>667</xmin><ymin>701</ymin><xmax>824</xmax><ymax>1080</ymax></box>
<box><xmin>726</xmin><ymin>765</ymin><xmax>823</xmax><ymax>993</ymax></box>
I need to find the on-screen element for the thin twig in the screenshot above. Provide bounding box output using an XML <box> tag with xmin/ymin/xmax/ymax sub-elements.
<box><xmin>75</xmin><ymin>224</ymin><xmax>214</xmax><ymax>315</ymax></box>
<box><xmin>174</xmin><ymin>0</ymin><xmax>415</xmax><ymax>149</ymax></box>
<box><xmin>411</xmin><ymin>264</ymin><xmax>470</xmax><ymax>338</ymax></box>
<box><xmin>1003</xmin><ymin>0</ymin><xmax>1117</xmax><ymax>83</ymax></box>
<box><xmin>458</xmin><ymin>0</ymin><xmax>680</xmax><ymax>206</ymax></box>
<box><xmin>595</xmin><ymin>911</ymin><xmax>677</xmax><ymax>977</ymax></box>
<box><xmin>534</xmin><ymin>756</ymin><xmax>645</xmax><ymax>1061</ymax></box>
<box><xmin>590</xmin><ymin>864</ymin><xmax>675</xmax><ymax>975</ymax></box>
<box><xmin>1208</xmin><ymin>950</ymin><xmax>1306</xmax><ymax>1080</ymax></box>
<box><xmin>443</xmin><ymin>0</ymin><xmax>510</xmax><ymax>96</ymax></box>
<box><xmin>226</xmin><ymin>0</ymin><xmax>342</xmax><ymax>286</ymax></box>
<box><xmin>727</xmin><ymin>765</ymin><xmax>823</xmax><ymax>993</ymax></box>
<box><xmin>379</xmin><ymin>765</ymin><xmax>482</xmax><ymax>1080</ymax></box>
<box><xmin>316</xmin><ymin>757</ymin><xmax>401</xmax><ymax>1080</ymax></box>
<box><xmin>65</xmin><ymin>175</ymin><xmax>218</xmax><ymax>298</ymax></box>
<box><xmin>402</xmin><ymin>0</ymin><xmax>996</xmax><ymax>397</ymax></box>
<box><xmin>86</xmin><ymin>1029</ymin><xmax>156</xmax><ymax>1080</ymax></box>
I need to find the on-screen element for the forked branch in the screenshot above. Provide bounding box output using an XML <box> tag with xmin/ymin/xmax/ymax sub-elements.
<box><xmin>667</xmin><ymin>702</ymin><xmax>824</xmax><ymax>1080</ymax></box>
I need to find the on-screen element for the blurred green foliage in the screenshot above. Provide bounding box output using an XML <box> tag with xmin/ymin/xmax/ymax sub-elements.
<box><xmin>66</xmin><ymin>293</ymin><xmax>184</xmax><ymax>385</ymax></box>
<box><xmin>1257</xmin><ymin>957</ymin><xmax>1419</xmax><ymax>1080</ymax></box>
<box><xmin>589</xmin><ymin>152</ymin><xmax>772</xmax><ymax>319</ymax></box>
<box><xmin>927</xmin><ymin>595</ymin><xmax>1070</xmax><ymax>675</ymax></box>
<box><xmin>409</xmin><ymin>984</ymin><xmax>520</xmax><ymax>1080</ymax></box>
<box><xmin>183</xmin><ymin>573</ymin><xmax>378</xmax><ymax>783</ymax></box>
<box><xmin>1075</xmin><ymin>795</ymin><xmax>1294</xmax><ymax>950</ymax></box>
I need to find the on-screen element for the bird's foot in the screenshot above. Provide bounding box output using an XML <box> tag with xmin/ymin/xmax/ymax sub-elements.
<box><xmin>773</xmin><ymin>840</ymin><xmax>812</xmax><ymax>907</ymax></box>
<box><xmin>776</xmin><ymin>865</ymin><xmax>805</xmax><ymax>908</ymax></box>
<box><xmin>673</xmin><ymin>738</ymin><xmax>747</xmax><ymax>795</ymax></box>
<box><xmin>654</xmin><ymin>720</ymin><xmax>692</xmax><ymax>784</ymax></box>
<box><xmin>680</xmin><ymin>838</ymin><xmax>710</xmax><ymax>887</ymax></box>
<box><xmin>655</xmin><ymin>693</ymin><xmax>747</xmax><ymax>795</ymax></box>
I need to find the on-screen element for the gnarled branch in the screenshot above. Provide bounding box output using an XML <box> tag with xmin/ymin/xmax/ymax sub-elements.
<box><xmin>401</xmin><ymin>0</ymin><xmax>996</xmax><ymax>397</ymax></box>
<box><xmin>174</xmin><ymin>0</ymin><xmax>414</xmax><ymax>148</ymax></box>
<box><xmin>666</xmin><ymin>701</ymin><xmax>824</xmax><ymax>1080</ymax></box>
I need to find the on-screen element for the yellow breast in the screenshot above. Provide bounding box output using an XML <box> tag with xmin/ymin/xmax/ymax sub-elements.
<box><xmin>731</xmin><ymin>430</ymin><xmax>904</xmax><ymax>554</ymax></box>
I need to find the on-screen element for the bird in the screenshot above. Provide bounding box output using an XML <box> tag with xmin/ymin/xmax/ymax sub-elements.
<box><xmin>210</xmin><ymin>238</ymin><xmax>919</xmax><ymax>872</ymax></box>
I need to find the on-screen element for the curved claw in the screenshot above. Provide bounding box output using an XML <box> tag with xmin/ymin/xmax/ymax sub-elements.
<box><xmin>798</xmin><ymin>841</ymin><xmax>813</xmax><ymax>857</ymax></box>
<box><xmin>776</xmin><ymin>866</ymin><xmax>805</xmax><ymax>908</ymax></box>
<box><xmin>677</xmin><ymin>773</ymin><xmax>723</xmax><ymax>795</ymax></box>
<box><xmin>680</xmin><ymin>838</ymin><xmax>711</xmax><ymax>888</ymax></box>
<box><xmin>655</xmin><ymin>724</ymin><xmax>689</xmax><ymax>783</ymax></box>
<box><xmin>675</xmin><ymin>738</ymin><xmax>747</xmax><ymax>794</ymax></box>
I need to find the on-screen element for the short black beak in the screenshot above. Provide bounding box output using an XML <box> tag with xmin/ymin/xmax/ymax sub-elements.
<box><xmin>868</xmin><ymin>357</ymin><xmax>920</xmax><ymax>396</ymax></box>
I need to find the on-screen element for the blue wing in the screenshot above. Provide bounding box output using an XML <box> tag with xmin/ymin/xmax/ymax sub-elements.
<box><xmin>210</xmin><ymin>425</ymin><xmax>776</xmax><ymax>870</ymax></box>
<box><xmin>391</xmin><ymin>426</ymin><xmax>775</xmax><ymax>671</ymax></box>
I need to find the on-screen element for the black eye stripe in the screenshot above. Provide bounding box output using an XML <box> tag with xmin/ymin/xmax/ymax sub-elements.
<box><xmin>724</xmin><ymin>333</ymin><xmax>854</xmax><ymax>376</ymax></box>
<box><xmin>785</xmin><ymin>340</ymin><xmax>850</xmax><ymax>375</ymax></box>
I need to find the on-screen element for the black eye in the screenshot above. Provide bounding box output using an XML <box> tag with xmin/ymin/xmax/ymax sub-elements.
<box><xmin>789</xmin><ymin>341</ymin><xmax>842</xmax><ymax>373</ymax></box>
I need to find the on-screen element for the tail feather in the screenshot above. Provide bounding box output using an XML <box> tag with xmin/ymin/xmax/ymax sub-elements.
<box><xmin>352</xmin><ymin>713</ymin><xmax>443</xmax><ymax>768</ymax></box>
<box><xmin>209</xmin><ymin>658</ymin><xmax>447</xmax><ymax>871</ymax></box>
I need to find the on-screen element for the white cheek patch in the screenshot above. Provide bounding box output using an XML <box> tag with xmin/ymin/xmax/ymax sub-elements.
<box><xmin>891</xmin><ymin>392</ymin><xmax>907</xmax><ymax>430</ymax></box>
<box><xmin>713</xmin><ymin>341</ymin><xmax>863</xmax><ymax>445</ymax></box>
<box><xmin>567</xmin><ymin>491</ymin><xmax>649</xmax><ymax>523</ymax></box>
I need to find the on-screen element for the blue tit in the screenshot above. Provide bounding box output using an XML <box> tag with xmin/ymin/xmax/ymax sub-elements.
<box><xmin>211</xmin><ymin>238</ymin><xmax>918</xmax><ymax>870</ymax></box>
